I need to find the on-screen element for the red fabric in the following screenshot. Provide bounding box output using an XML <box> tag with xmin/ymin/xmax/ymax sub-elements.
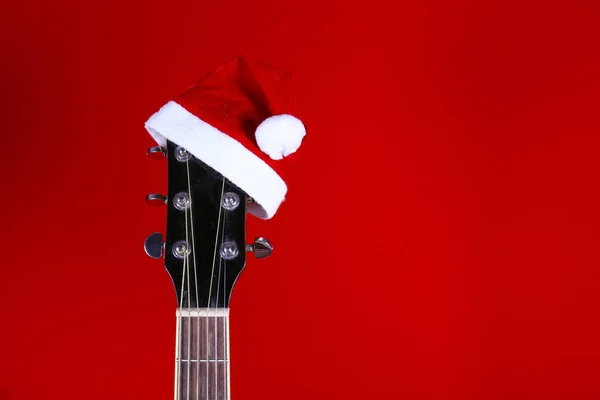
<box><xmin>175</xmin><ymin>56</ymin><xmax>300</xmax><ymax>184</ymax></box>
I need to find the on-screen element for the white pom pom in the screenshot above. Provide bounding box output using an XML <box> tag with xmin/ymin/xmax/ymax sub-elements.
<box><xmin>255</xmin><ymin>114</ymin><xmax>306</xmax><ymax>160</ymax></box>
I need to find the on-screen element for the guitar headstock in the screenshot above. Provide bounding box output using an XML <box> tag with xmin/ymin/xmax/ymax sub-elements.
<box><xmin>144</xmin><ymin>140</ymin><xmax>272</xmax><ymax>308</ymax></box>
<box><xmin>141</xmin><ymin>57</ymin><xmax>306</xmax><ymax>309</ymax></box>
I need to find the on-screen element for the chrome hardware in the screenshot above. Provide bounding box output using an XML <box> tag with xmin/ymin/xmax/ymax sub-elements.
<box><xmin>222</xmin><ymin>192</ymin><xmax>240</xmax><ymax>211</ymax></box>
<box><xmin>175</xmin><ymin>147</ymin><xmax>192</xmax><ymax>162</ymax></box>
<box><xmin>219</xmin><ymin>241</ymin><xmax>239</xmax><ymax>260</ymax></box>
<box><xmin>144</xmin><ymin>232</ymin><xmax>164</xmax><ymax>259</ymax></box>
<box><xmin>146</xmin><ymin>193</ymin><xmax>167</xmax><ymax>205</ymax></box>
<box><xmin>146</xmin><ymin>146</ymin><xmax>167</xmax><ymax>159</ymax></box>
<box><xmin>245</xmin><ymin>237</ymin><xmax>273</xmax><ymax>259</ymax></box>
<box><xmin>172</xmin><ymin>240</ymin><xmax>191</xmax><ymax>259</ymax></box>
<box><xmin>173</xmin><ymin>192</ymin><xmax>191</xmax><ymax>211</ymax></box>
<box><xmin>246</xmin><ymin>196</ymin><xmax>255</xmax><ymax>204</ymax></box>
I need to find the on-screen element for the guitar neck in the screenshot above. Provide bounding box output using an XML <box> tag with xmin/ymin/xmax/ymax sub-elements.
<box><xmin>175</xmin><ymin>308</ymin><xmax>230</xmax><ymax>400</ymax></box>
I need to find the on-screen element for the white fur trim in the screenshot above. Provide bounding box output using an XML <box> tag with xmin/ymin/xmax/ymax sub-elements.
<box><xmin>145</xmin><ymin>101</ymin><xmax>287</xmax><ymax>219</ymax></box>
<box><xmin>255</xmin><ymin>114</ymin><xmax>306</xmax><ymax>160</ymax></box>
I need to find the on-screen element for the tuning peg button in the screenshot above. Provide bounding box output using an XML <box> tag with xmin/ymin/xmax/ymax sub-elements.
<box><xmin>144</xmin><ymin>232</ymin><xmax>164</xmax><ymax>259</ymax></box>
<box><xmin>245</xmin><ymin>237</ymin><xmax>273</xmax><ymax>259</ymax></box>
<box><xmin>147</xmin><ymin>146</ymin><xmax>167</xmax><ymax>159</ymax></box>
<box><xmin>146</xmin><ymin>193</ymin><xmax>167</xmax><ymax>205</ymax></box>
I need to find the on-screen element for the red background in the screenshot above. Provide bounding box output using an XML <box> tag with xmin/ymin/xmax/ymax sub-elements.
<box><xmin>1</xmin><ymin>0</ymin><xmax>599</xmax><ymax>398</ymax></box>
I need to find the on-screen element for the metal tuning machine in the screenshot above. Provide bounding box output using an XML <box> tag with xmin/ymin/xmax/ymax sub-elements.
<box><xmin>146</xmin><ymin>193</ymin><xmax>167</xmax><ymax>205</ymax></box>
<box><xmin>246</xmin><ymin>237</ymin><xmax>273</xmax><ymax>259</ymax></box>
<box><xmin>144</xmin><ymin>232</ymin><xmax>164</xmax><ymax>259</ymax></box>
<box><xmin>146</xmin><ymin>146</ymin><xmax>167</xmax><ymax>159</ymax></box>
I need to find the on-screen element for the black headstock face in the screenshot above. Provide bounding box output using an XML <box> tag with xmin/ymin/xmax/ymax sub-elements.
<box><xmin>159</xmin><ymin>140</ymin><xmax>248</xmax><ymax>308</ymax></box>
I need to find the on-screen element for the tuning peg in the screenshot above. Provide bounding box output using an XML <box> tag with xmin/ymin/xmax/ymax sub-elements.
<box><xmin>147</xmin><ymin>146</ymin><xmax>167</xmax><ymax>159</ymax></box>
<box><xmin>146</xmin><ymin>193</ymin><xmax>167</xmax><ymax>205</ymax></box>
<box><xmin>245</xmin><ymin>237</ymin><xmax>273</xmax><ymax>259</ymax></box>
<box><xmin>144</xmin><ymin>232</ymin><xmax>164</xmax><ymax>259</ymax></box>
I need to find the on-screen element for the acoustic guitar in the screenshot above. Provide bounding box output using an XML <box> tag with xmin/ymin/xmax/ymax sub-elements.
<box><xmin>143</xmin><ymin>141</ymin><xmax>273</xmax><ymax>400</ymax></box>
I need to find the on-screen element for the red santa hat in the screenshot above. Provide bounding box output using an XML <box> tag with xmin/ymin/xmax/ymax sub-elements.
<box><xmin>144</xmin><ymin>56</ymin><xmax>306</xmax><ymax>219</ymax></box>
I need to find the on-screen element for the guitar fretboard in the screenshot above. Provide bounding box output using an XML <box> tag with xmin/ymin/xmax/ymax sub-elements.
<box><xmin>175</xmin><ymin>309</ymin><xmax>230</xmax><ymax>400</ymax></box>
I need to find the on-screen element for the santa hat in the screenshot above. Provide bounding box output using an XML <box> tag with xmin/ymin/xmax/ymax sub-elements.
<box><xmin>144</xmin><ymin>56</ymin><xmax>306</xmax><ymax>219</ymax></box>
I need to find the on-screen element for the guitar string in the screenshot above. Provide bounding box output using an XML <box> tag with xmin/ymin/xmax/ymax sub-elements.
<box><xmin>175</xmin><ymin>283</ymin><xmax>182</xmax><ymax>400</ymax></box>
<box><xmin>180</xmin><ymin>154</ymin><xmax>226</xmax><ymax>399</ymax></box>
<box><xmin>207</xmin><ymin>178</ymin><xmax>226</xmax><ymax>400</ymax></box>
<box><xmin>223</xmin><ymin>216</ymin><xmax>228</xmax><ymax>400</ymax></box>
<box><xmin>177</xmin><ymin>224</ymin><xmax>188</xmax><ymax>400</ymax></box>
<box><xmin>185</xmin><ymin>157</ymin><xmax>201</xmax><ymax>400</ymax></box>
<box><xmin>184</xmin><ymin>197</ymin><xmax>191</xmax><ymax>400</ymax></box>
<box><xmin>223</xmin><ymin>220</ymin><xmax>227</xmax><ymax>400</ymax></box>
<box><xmin>215</xmin><ymin>205</ymin><xmax>226</xmax><ymax>400</ymax></box>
